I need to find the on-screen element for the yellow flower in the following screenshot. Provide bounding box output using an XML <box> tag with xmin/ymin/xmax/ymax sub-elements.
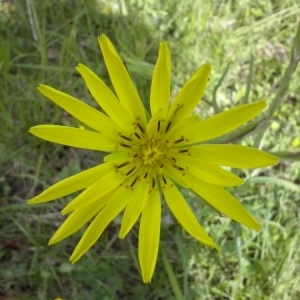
<box><xmin>28</xmin><ymin>35</ymin><xmax>278</xmax><ymax>283</ymax></box>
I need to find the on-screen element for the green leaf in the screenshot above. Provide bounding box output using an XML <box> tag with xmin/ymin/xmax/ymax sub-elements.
<box><xmin>268</xmin><ymin>151</ymin><xmax>300</xmax><ymax>161</ymax></box>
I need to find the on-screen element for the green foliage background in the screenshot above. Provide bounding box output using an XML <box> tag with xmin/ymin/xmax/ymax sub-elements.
<box><xmin>0</xmin><ymin>0</ymin><xmax>300</xmax><ymax>299</ymax></box>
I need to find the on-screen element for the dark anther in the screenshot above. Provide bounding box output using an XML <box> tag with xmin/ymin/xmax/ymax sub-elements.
<box><xmin>134</xmin><ymin>132</ymin><xmax>141</xmax><ymax>139</ymax></box>
<box><xmin>174</xmin><ymin>136</ymin><xmax>184</xmax><ymax>144</ymax></box>
<box><xmin>121</xmin><ymin>143</ymin><xmax>132</xmax><ymax>148</ymax></box>
<box><xmin>172</xmin><ymin>164</ymin><xmax>183</xmax><ymax>171</ymax></box>
<box><xmin>120</xmin><ymin>134</ymin><xmax>132</xmax><ymax>141</ymax></box>
<box><xmin>152</xmin><ymin>178</ymin><xmax>155</xmax><ymax>189</ymax></box>
<box><xmin>130</xmin><ymin>178</ymin><xmax>137</xmax><ymax>188</ymax></box>
<box><xmin>178</xmin><ymin>149</ymin><xmax>188</xmax><ymax>153</ymax></box>
<box><xmin>166</xmin><ymin>121</ymin><xmax>172</xmax><ymax>132</ymax></box>
<box><xmin>116</xmin><ymin>162</ymin><xmax>130</xmax><ymax>169</ymax></box>
<box><xmin>126</xmin><ymin>167</ymin><xmax>136</xmax><ymax>176</ymax></box>
<box><xmin>144</xmin><ymin>172</ymin><xmax>148</xmax><ymax>178</ymax></box>
<box><xmin>171</xmin><ymin>157</ymin><xmax>176</xmax><ymax>162</ymax></box>
<box><xmin>137</xmin><ymin>123</ymin><xmax>145</xmax><ymax>133</ymax></box>
<box><xmin>157</xmin><ymin>120</ymin><xmax>161</xmax><ymax>132</ymax></box>
<box><xmin>162</xmin><ymin>175</ymin><xmax>167</xmax><ymax>185</ymax></box>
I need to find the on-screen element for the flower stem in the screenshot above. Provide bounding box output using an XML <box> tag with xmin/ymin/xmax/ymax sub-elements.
<box><xmin>213</xmin><ymin>21</ymin><xmax>300</xmax><ymax>144</ymax></box>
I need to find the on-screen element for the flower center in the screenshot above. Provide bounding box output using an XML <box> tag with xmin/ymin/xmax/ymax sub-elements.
<box><xmin>141</xmin><ymin>140</ymin><xmax>167</xmax><ymax>167</ymax></box>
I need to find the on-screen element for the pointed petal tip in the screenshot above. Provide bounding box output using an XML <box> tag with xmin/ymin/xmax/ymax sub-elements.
<box><xmin>27</xmin><ymin>195</ymin><xmax>43</xmax><ymax>204</ymax></box>
<box><xmin>201</xmin><ymin>63</ymin><xmax>212</xmax><ymax>74</ymax></box>
<box><xmin>37</xmin><ymin>83</ymin><xmax>46</xmax><ymax>89</ymax></box>
<box><xmin>99</xmin><ymin>34</ymin><xmax>107</xmax><ymax>40</ymax></box>
<box><xmin>29</xmin><ymin>126</ymin><xmax>41</xmax><ymax>135</ymax></box>
<box><xmin>76</xmin><ymin>62</ymin><xmax>86</xmax><ymax>70</ymax></box>
<box><xmin>252</xmin><ymin>222</ymin><xmax>262</xmax><ymax>232</ymax></box>
<box><xmin>48</xmin><ymin>237</ymin><xmax>55</xmax><ymax>246</ymax></box>
<box><xmin>233</xmin><ymin>219</ymin><xmax>261</xmax><ymax>232</ymax></box>
<box><xmin>269</xmin><ymin>155</ymin><xmax>280</xmax><ymax>166</ymax></box>
<box><xmin>254</xmin><ymin>99</ymin><xmax>267</xmax><ymax>110</ymax></box>
<box><xmin>98</xmin><ymin>34</ymin><xmax>110</xmax><ymax>45</ymax></box>
<box><xmin>205</xmin><ymin>239</ymin><xmax>220</xmax><ymax>251</ymax></box>
<box><xmin>118</xmin><ymin>230</ymin><xmax>128</xmax><ymax>239</ymax></box>
<box><xmin>48</xmin><ymin>231</ymin><xmax>65</xmax><ymax>246</ymax></box>
<box><xmin>37</xmin><ymin>84</ymin><xmax>54</xmax><ymax>96</ymax></box>
<box><xmin>189</xmin><ymin>62</ymin><xmax>211</xmax><ymax>83</ymax></box>
<box><xmin>37</xmin><ymin>83</ymin><xmax>47</xmax><ymax>91</ymax></box>
<box><xmin>159</xmin><ymin>41</ymin><xmax>168</xmax><ymax>51</ymax></box>
<box><xmin>69</xmin><ymin>253</ymin><xmax>82</xmax><ymax>264</ymax></box>
<box><xmin>69</xmin><ymin>257</ymin><xmax>76</xmax><ymax>264</ymax></box>
<box><xmin>69</xmin><ymin>252</ymin><xmax>79</xmax><ymax>264</ymax></box>
<box><xmin>236</xmin><ymin>178</ymin><xmax>245</xmax><ymax>186</ymax></box>
<box><xmin>29</xmin><ymin>125</ymin><xmax>46</xmax><ymax>134</ymax></box>
<box><xmin>197</xmin><ymin>238</ymin><xmax>220</xmax><ymax>251</ymax></box>
<box><xmin>61</xmin><ymin>207</ymin><xmax>71</xmax><ymax>216</ymax></box>
<box><xmin>203</xmin><ymin>62</ymin><xmax>212</xmax><ymax>69</ymax></box>
<box><xmin>142</xmin><ymin>278</ymin><xmax>151</xmax><ymax>284</ymax></box>
<box><xmin>214</xmin><ymin>243</ymin><xmax>221</xmax><ymax>252</ymax></box>
<box><xmin>260</xmin><ymin>99</ymin><xmax>267</xmax><ymax>105</ymax></box>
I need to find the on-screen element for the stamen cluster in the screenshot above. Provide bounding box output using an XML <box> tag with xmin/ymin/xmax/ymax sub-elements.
<box><xmin>113</xmin><ymin>117</ymin><xmax>191</xmax><ymax>192</ymax></box>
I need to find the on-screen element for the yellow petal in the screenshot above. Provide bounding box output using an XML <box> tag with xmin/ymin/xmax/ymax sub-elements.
<box><xmin>166</xmin><ymin>63</ymin><xmax>211</xmax><ymax>123</ymax></box>
<box><xmin>146</xmin><ymin>108</ymin><xmax>164</xmax><ymax>138</ymax></box>
<box><xmin>119</xmin><ymin>180</ymin><xmax>150</xmax><ymax>238</ymax></box>
<box><xmin>104</xmin><ymin>151</ymin><xmax>132</xmax><ymax>163</ymax></box>
<box><xmin>49</xmin><ymin>190</ymin><xmax>114</xmax><ymax>244</ymax></box>
<box><xmin>139</xmin><ymin>189</ymin><xmax>161</xmax><ymax>283</ymax></box>
<box><xmin>163</xmin><ymin>163</ymin><xmax>191</xmax><ymax>188</ymax></box>
<box><xmin>61</xmin><ymin>170</ymin><xmax>125</xmax><ymax>215</ymax></box>
<box><xmin>70</xmin><ymin>186</ymin><xmax>129</xmax><ymax>263</ymax></box>
<box><xmin>98</xmin><ymin>35</ymin><xmax>146</xmax><ymax>125</ymax></box>
<box><xmin>28</xmin><ymin>163</ymin><xmax>112</xmax><ymax>204</ymax></box>
<box><xmin>184</xmin><ymin>100</ymin><xmax>267</xmax><ymax>143</ymax></box>
<box><xmin>162</xmin><ymin>181</ymin><xmax>219</xmax><ymax>249</ymax></box>
<box><xmin>176</xmin><ymin>155</ymin><xmax>243</xmax><ymax>187</ymax></box>
<box><xmin>38</xmin><ymin>85</ymin><xmax>117</xmax><ymax>135</ymax></box>
<box><xmin>191</xmin><ymin>176</ymin><xmax>261</xmax><ymax>230</ymax></box>
<box><xmin>150</xmin><ymin>42</ymin><xmax>171</xmax><ymax>119</ymax></box>
<box><xmin>190</xmin><ymin>144</ymin><xmax>279</xmax><ymax>168</ymax></box>
<box><xmin>29</xmin><ymin>125</ymin><xmax>116</xmax><ymax>152</ymax></box>
<box><xmin>76</xmin><ymin>64</ymin><xmax>133</xmax><ymax>133</ymax></box>
<box><xmin>164</xmin><ymin>115</ymin><xmax>200</xmax><ymax>141</ymax></box>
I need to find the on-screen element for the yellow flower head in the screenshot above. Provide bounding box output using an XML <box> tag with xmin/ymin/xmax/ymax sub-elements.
<box><xmin>28</xmin><ymin>35</ymin><xmax>278</xmax><ymax>283</ymax></box>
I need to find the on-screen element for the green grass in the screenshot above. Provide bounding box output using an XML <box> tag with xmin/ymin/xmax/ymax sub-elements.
<box><xmin>1</xmin><ymin>0</ymin><xmax>300</xmax><ymax>299</ymax></box>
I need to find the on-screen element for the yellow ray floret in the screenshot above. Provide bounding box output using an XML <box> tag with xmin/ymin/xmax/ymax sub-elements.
<box><xmin>37</xmin><ymin>84</ymin><xmax>118</xmax><ymax>135</ymax></box>
<box><xmin>150</xmin><ymin>42</ymin><xmax>171</xmax><ymax>119</ymax></box>
<box><xmin>138</xmin><ymin>189</ymin><xmax>161</xmax><ymax>283</ymax></box>
<box><xmin>98</xmin><ymin>35</ymin><xmax>146</xmax><ymax>126</ymax></box>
